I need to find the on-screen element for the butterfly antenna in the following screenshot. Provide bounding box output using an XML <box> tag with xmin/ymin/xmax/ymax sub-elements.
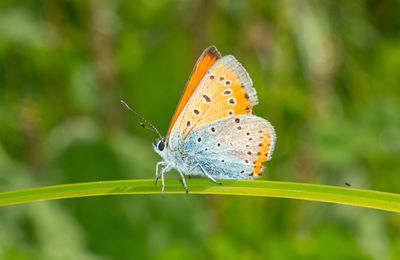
<box><xmin>120</xmin><ymin>100</ymin><xmax>162</xmax><ymax>138</ymax></box>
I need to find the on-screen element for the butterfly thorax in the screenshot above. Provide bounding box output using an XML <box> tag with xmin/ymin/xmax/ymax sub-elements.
<box><xmin>153</xmin><ymin>137</ymin><xmax>197</xmax><ymax>175</ymax></box>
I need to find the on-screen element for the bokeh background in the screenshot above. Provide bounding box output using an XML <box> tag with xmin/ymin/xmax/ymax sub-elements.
<box><xmin>1</xmin><ymin>1</ymin><xmax>400</xmax><ymax>259</ymax></box>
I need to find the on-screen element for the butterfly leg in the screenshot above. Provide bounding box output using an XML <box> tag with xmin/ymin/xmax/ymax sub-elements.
<box><xmin>161</xmin><ymin>168</ymin><xmax>165</xmax><ymax>192</ymax></box>
<box><xmin>158</xmin><ymin>164</ymin><xmax>172</xmax><ymax>192</ymax></box>
<box><xmin>198</xmin><ymin>164</ymin><xmax>222</xmax><ymax>185</ymax></box>
<box><xmin>177</xmin><ymin>170</ymin><xmax>189</xmax><ymax>194</ymax></box>
<box><xmin>154</xmin><ymin>161</ymin><xmax>167</xmax><ymax>187</ymax></box>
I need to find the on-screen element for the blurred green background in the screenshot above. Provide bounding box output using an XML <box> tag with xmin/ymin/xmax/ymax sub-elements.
<box><xmin>1</xmin><ymin>0</ymin><xmax>400</xmax><ymax>259</ymax></box>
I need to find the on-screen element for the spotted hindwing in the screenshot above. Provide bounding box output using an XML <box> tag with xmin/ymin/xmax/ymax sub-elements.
<box><xmin>183</xmin><ymin>115</ymin><xmax>276</xmax><ymax>178</ymax></box>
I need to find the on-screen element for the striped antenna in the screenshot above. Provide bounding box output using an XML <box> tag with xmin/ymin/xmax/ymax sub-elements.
<box><xmin>121</xmin><ymin>100</ymin><xmax>162</xmax><ymax>138</ymax></box>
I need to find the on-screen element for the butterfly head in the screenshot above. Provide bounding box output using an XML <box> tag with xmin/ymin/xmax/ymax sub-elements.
<box><xmin>153</xmin><ymin>137</ymin><xmax>167</xmax><ymax>156</ymax></box>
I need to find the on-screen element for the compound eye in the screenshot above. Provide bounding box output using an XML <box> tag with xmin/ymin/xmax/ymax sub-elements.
<box><xmin>158</xmin><ymin>140</ymin><xmax>165</xmax><ymax>151</ymax></box>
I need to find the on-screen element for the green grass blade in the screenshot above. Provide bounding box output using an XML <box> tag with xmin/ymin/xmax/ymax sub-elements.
<box><xmin>0</xmin><ymin>179</ymin><xmax>399</xmax><ymax>212</ymax></box>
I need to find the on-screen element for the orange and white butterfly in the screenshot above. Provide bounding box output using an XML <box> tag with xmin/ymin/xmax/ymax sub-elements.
<box><xmin>153</xmin><ymin>46</ymin><xmax>276</xmax><ymax>192</ymax></box>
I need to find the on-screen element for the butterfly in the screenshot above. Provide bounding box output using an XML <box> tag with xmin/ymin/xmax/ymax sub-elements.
<box><xmin>153</xmin><ymin>45</ymin><xmax>276</xmax><ymax>192</ymax></box>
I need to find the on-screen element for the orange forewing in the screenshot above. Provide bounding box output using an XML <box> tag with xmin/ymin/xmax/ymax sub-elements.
<box><xmin>180</xmin><ymin>62</ymin><xmax>254</xmax><ymax>137</ymax></box>
<box><xmin>166</xmin><ymin>46</ymin><xmax>221</xmax><ymax>137</ymax></box>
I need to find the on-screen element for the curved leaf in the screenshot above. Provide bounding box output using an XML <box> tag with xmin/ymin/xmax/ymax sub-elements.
<box><xmin>0</xmin><ymin>179</ymin><xmax>399</xmax><ymax>213</ymax></box>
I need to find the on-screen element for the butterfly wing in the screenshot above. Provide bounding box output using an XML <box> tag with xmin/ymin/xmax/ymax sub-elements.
<box><xmin>183</xmin><ymin>115</ymin><xmax>276</xmax><ymax>178</ymax></box>
<box><xmin>168</xmin><ymin>52</ymin><xmax>258</xmax><ymax>149</ymax></box>
<box><xmin>167</xmin><ymin>46</ymin><xmax>221</xmax><ymax>137</ymax></box>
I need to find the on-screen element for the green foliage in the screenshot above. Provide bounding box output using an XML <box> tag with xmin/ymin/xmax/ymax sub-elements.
<box><xmin>1</xmin><ymin>0</ymin><xmax>400</xmax><ymax>259</ymax></box>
